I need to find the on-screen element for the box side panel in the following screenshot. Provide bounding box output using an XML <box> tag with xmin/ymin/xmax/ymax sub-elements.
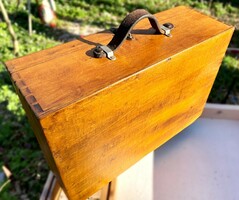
<box><xmin>41</xmin><ymin>28</ymin><xmax>233</xmax><ymax>200</ymax></box>
<box><xmin>5</xmin><ymin>76</ymin><xmax>69</xmax><ymax>197</ymax></box>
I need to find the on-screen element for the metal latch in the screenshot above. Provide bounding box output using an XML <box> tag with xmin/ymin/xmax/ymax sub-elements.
<box><xmin>96</xmin><ymin>45</ymin><xmax>116</xmax><ymax>60</ymax></box>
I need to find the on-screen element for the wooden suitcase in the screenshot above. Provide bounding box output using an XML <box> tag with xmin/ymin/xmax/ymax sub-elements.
<box><xmin>5</xmin><ymin>6</ymin><xmax>234</xmax><ymax>200</ymax></box>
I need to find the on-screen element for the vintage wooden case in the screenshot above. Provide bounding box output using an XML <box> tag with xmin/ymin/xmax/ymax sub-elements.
<box><xmin>5</xmin><ymin>6</ymin><xmax>234</xmax><ymax>200</ymax></box>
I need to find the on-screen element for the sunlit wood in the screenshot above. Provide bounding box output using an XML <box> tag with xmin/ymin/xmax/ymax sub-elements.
<box><xmin>5</xmin><ymin>6</ymin><xmax>233</xmax><ymax>200</ymax></box>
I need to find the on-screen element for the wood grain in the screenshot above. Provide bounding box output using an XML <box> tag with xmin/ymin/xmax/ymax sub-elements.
<box><xmin>5</xmin><ymin>6</ymin><xmax>233</xmax><ymax>118</ymax></box>
<box><xmin>5</xmin><ymin>6</ymin><xmax>234</xmax><ymax>200</ymax></box>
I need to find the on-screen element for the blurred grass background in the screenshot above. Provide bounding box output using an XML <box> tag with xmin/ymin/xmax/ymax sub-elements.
<box><xmin>0</xmin><ymin>0</ymin><xmax>238</xmax><ymax>199</ymax></box>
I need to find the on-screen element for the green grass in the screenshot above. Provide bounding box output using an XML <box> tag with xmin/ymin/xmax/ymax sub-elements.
<box><xmin>0</xmin><ymin>0</ymin><xmax>239</xmax><ymax>199</ymax></box>
<box><xmin>55</xmin><ymin>0</ymin><xmax>239</xmax><ymax>28</ymax></box>
<box><xmin>208</xmin><ymin>56</ymin><xmax>239</xmax><ymax>104</ymax></box>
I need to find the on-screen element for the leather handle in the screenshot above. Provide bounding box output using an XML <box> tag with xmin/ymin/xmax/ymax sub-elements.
<box><xmin>93</xmin><ymin>9</ymin><xmax>174</xmax><ymax>60</ymax></box>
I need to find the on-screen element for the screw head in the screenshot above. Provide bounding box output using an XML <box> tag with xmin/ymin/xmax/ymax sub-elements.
<box><xmin>126</xmin><ymin>33</ymin><xmax>133</xmax><ymax>40</ymax></box>
<box><xmin>93</xmin><ymin>46</ymin><xmax>104</xmax><ymax>58</ymax></box>
<box><xmin>163</xmin><ymin>23</ymin><xmax>174</xmax><ymax>30</ymax></box>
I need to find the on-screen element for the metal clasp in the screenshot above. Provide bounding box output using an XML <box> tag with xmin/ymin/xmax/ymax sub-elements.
<box><xmin>93</xmin><ymin>45</ymin><xmax>116</xmax><ymax>60</ymax></box>
<box><xmin>160</xmin><ymin>23</ymin><xmax>174</xmax><ymax>37</ymax></box>
<box><xmin>100</xmin><ymin>45</ymin><xmax>116</xmax><ymax>60</ymax></box>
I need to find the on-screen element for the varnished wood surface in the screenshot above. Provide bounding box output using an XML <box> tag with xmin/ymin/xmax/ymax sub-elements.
<box><xmin>5</xmin><ymin>6</ymin><xmax>234</xmax><ymax>200</ymax></box>
<box><xmin>40</xmin><ymin>171</ymin><xmax>108</xmax><ymax>200</ymax></box>
<box><xmin>6</xmin><ymin>6</ymin><xmax>233</xmax><ymax>118</ymax></box>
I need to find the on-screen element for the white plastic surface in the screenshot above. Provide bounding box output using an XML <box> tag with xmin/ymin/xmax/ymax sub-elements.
<box><xmin>115</xmin><ymin>116</ymin><xmax>239</xmax><ymax>200</ymax></box>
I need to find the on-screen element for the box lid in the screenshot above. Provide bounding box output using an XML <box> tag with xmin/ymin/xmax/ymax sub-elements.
<box><xmin>5</xmin><ymin>6</ymin><xmax>233</xmax><ymax>118</ymax></box>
